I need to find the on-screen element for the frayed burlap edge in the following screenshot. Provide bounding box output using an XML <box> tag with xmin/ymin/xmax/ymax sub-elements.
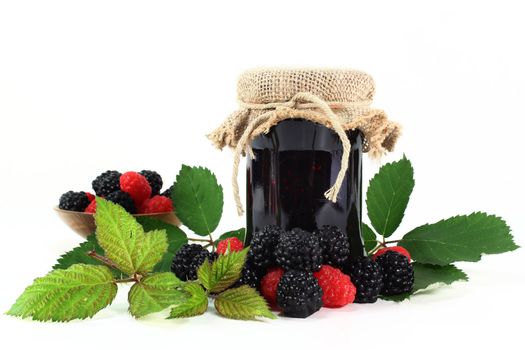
<box><xmin>208</xmin><ymin>107</ymin><xmax>401</xmax><ymax>159</ymax></box>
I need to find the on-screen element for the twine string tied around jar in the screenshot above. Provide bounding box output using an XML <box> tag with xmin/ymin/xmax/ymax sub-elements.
<box><xmin>231</xmin><ymin>91</ymin><xmax>371</xmax><ymax>216</ymax></box>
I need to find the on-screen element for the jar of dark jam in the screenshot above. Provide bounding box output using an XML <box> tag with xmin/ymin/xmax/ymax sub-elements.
<box><xmin>246</xmin><ymin>119</ymin><xmax>365</xmax><ymax>257</ymax></box>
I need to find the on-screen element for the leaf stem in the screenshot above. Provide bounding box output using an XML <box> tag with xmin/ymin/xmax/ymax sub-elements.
<box><xmin>209</xmin><ymin>234</ymin><xmax>215</xmax><ymax>252</ymax></box>
<box><xmin>385</xmin><ymin>239</ymin><xmax>401</xmax><ymax>244</ymax></box>
<box><xmin>188</xmin><ymin>237</ymin><xmax>213</xmax><ymax>243</ymax></box>
<box><xmin>87</xmin><ymin>251</ymin><xmax>120</xmax><ymax>271</ymax></box>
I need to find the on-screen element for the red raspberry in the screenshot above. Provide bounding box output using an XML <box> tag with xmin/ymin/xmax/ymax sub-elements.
<box><xmin>120</xmin><ymin>171</ymin><xmax>152</xmax><ymax>207</ymax></box>
<box><xmin>86</xmin><ymin>192</ymin><xmax>95</xmax><ymax>202</ymax></box>
<box><xmin>260</xmin><ymin>267</ymin><xmax>284</xmax><ymax>306</ymax></box>
<box><xmin>373</xmin><ymin>246</ymin><xmax>411</xmax><ymax>261</ymax></box>
<box><xmin>216</xmin><ymin>237</ymin><xmax>244</xmax><ymax>255</ymax></box>
<box><xmin>84</xmin><ymin>200</ymin><xmax>97</xmax><ymax>213</ymax></box>
<box><xmin>138</xmin><ymin>195</ymin><xmax>173</xmax><ymax>214</ymax></box>
<box><xmin>313</xmin><ymin>265</ymin><xmax>356</xmax><ymax>308</ymax></box>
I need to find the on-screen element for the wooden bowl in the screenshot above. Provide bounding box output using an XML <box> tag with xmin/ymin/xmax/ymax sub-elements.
<box><xmin>54</xmin><ymin>207</ymin><xmax>181</xmax><ymax>239</ymax></box>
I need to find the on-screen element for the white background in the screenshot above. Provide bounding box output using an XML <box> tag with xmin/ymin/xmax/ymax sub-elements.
<box><xmin>1</xmin><ymin>0</ymin><xmax>524</xmax><ymax>349</ymax></box>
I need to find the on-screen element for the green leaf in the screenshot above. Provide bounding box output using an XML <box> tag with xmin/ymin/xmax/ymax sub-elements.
<box><xmin>381</xmin><ymin>263</ymin><xmax>468</xmax><ymax>301</ymax></box>
<box><xmin>7</xmin><ymin>264</ymin><xmax>117</xmax><ymax>322</ymax></box>
<box><xmin>214</xmin><ymin>228</ymin><xmax>246</xmax><ymax>246</ymax></box>
<box><xmin>134</xmin><ymin>230</ymin><xmax>168</xmax><ymax>274</ymax></box>
<box><xmin>198</xmin><ymin>248</ymin><xmax>248</xmax><ymax>293</ymax></box>
<box><xmin>362</xmin><ymin>223</ymin><xmax>378</xmax><ymax>254</ymax></box>
<box><xmin>136</xmin><ymin>217</ymin><xmax>188</xmax><ymax>272</ymax></box>
<box><xmin>94</xmin><ymin>198</ymin><xmax>146</xmax><ymax>275</ymax></box>
<box><xmin>172</xmin><ymin>165</ymin><xmax>223</xmax><ymax>236</ymax></box>
<box><xmin>168</xmin><ymin>283</ymin><xmax>208</xmax><ymax>318</ymax></box>
<box><xmin>52</xmin><ymin>235</ymin><xmax>122</xmax><ymax>277</ymax></box>
<box><xmin>128</xmin><ymin>273</ymin><xmax>185</xmax><ymax>318</ymax></box>
<box><xmin>398</xmin><ymin>212</ymin><xmax>519</xmax><ymax>266</ymax></box>
<box><xmin>366</xmin><ymin>156</ymin><xmax>414</xmax><ymax>238</ymax></box>
<box><xmin>215</xmin><ymin>285</ymin><xmax>276</xmax><ymax>320</ymax></box>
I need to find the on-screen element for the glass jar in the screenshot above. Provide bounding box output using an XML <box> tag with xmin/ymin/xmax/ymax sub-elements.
<box><xmin>246</xmin><ymin>119</ymin><xmax>365</xmax><ymax>257</ymax></box>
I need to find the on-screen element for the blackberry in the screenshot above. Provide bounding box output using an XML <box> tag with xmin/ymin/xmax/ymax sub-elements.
<box><xmin>208</xmin><ymin>251</ymin><xmax>219</xmax><ymax>263</ymax></box>
<box><xmin>315</xmin><ymin>225</ymin><xmax>350</xmax><ymax>268</ymax></box>
<box><xmin>105</xmin><ymin>190</ymin><xmax>137</xmax><ymax>214</ymax></box>
<box><xmin>248</xmin><ymin>225</ymin><xmax>283</xmax><ymax>270</ymax></box>
<box><xmin>92</xmin><ymin>170</ymin><xmax>121</xmax><ymax>197</ymax></box>
<box><xmin>171</xmin><ymin>244</ymin><xmax>210</xmax><ymax>281</ymax></box>
<box><xmin>375</xmin><ymin>251</ymin><xmax>414</xmax><ymax>296</ymax></box>
<box><xmin>344</xmin><ymin>256</ymin><xmax>383</xmax><ymax>303</ymax></box>
<box><xmin>139</xmin><ymin>170</ymin><xmax>163</xmax><ymax>196</ymax></box>
<box><xmin>235</xmin><ymin>262</ymin><xmax>264</xmax><ymax>290</ymax></box>
<box><xmin>277</xmin><ymin>270</ymin><xmax>322</xmax><ymax>318</ymax></box>
<box><xmin>275</xmin><ymin>228</ymin><xmax>322</xmax><ymax>272</ymax></box>
<box><xmin>59</xmin><ymin>191</ymin><xmax>90</xmax><ymax>211</ymax></box>
<box><xmin>161</xmin><ymin>186</ymin><xmax>173</xmax><ymax>199</ymax></box>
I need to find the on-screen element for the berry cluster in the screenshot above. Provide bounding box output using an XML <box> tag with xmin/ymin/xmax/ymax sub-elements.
<box><xmin>236</xmin><ymin>225</ymin><xmax>415</xmax><ymax>318</ymax></box>
<box><xmin>236</xmin><ymin>225</ymin><xmax>356</xmax><ymax>318</ymax></box>
<box><xmin>58</xmin><ymin>170</ymin><xmax>174</xmax><ymax>215</ymax></box>
<box><xmin>169</xmin><ymin>225</ymin><xmax>414</xmax><ymax>319</ymax></box>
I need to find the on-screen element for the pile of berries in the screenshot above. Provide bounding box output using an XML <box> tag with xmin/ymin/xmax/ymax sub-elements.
<box><xmin>237</xmin><ymin>225</ymin><xmax>415</xmax><ymax>318</ymax></box>
<box><xmin>58</xmin><ymin>170</ymin><xmax>174</xmax><ymax>215</ymax></box>
<box><xmin>168</xmin><ymin>225</ymin><xmax>414</xmax><ymax>319</ymax></box>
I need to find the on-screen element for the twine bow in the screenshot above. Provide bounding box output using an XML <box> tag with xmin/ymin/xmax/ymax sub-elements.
<box><xmin>231</xmin><ymin>91</ymin><xmax>371</xmax><ymax>216</ymax></box>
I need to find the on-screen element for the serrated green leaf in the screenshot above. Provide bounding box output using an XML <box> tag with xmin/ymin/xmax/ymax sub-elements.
<box><xmin>215</xmin><ymin>285</ymin><xmax>276</xmax><ymax>320</ymax></box>
<box><xmin>167</xmin><ymin>283</ymin><xmax>208</xmax><ymax>318</ymax></box>
<box><xmin>128</xmin><ymin>273</ymin><xmax>185</xmax><ymax>318</ymax></box>
<box><xmin>136</xmin><ymin>217</ymin><xmax>188</xmax><ymax>272</ymax></box>
<box><xmin>362</xmin><ymin>223</ymin><xmax>378</xmax><ymax>254</ymax></box>
<box><xmin>52</xmin><ymin>235</ymin><xmax>122</xmax><ymax>277</ymax></box>
<box><xmin>53</xmin><ymin>235</ymin><xmax>100</xmax><ymax>270</ymax></box>
<box><xmin>94</xmin><ymin>198</ymin><xmax>146</xmax><ymax>275</ymax></box>
<box><xmin>197</xmin><ymin>258</ymin><xmax>212</xmax><ymax>288</ymax></box>
<box><xmin>134</xmin><ymin>230</ymin><xmax>168</xmax><ymax>274</ymax></box>
<box><xmin>198</xmin><ymin>248</ymin><xmax>248</xmax><ymax>293</ymax></box>
<box><xmin>366</xmin><ymin>156</ymin><xmax>414</xmax><ymax>238</ymax></box>
<box><xmin>172</xmin><ymin>165</ymin><xmax>223</xmax><ymax>236</ymax></box>
<box><xmin>381</xmin><ymin>263</ymin><xmax>468</xmax><ymax>302</ymax></box>
<box><xmin>214</xmin><ymin>228</ymin><xmax>246</xmax><ymax>247</ymax></box>
<box><xmin>7</xmin><ymin>264</ymin><xmax>117</xmax><ymax>322</ymax></box>
<box><xmin>398</xmin><ymin>212</ymin><xmax>519</xmax><ymax>266</ymax></box>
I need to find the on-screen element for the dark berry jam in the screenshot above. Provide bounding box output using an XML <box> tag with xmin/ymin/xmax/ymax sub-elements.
<box><xmin>246</xmin><ymin>119</ymin><xmax>365</xmax><ymax>257</ymax></box>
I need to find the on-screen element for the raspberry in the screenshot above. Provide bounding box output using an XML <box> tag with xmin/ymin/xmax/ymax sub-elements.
<box><xmin>313</xmin><ymin>265</ymin><xmax>356</xmax><ymax>307</ymax></box>
<box><xmin>106</xmin><ymin>190</ymin><xmax>137</xmax><ymax>214</ymax></box>
<box><xmin>86</xmin><ymin>192</ymin><xmax>95</xmax><ymax>202</ymax></box>
<box><xmin>344</xmin><ymin>256</ymin><xmax>383</xmax><ymax>303</ymax></box>
<box><xmin>375</xmin><ymin>251</ymin><xmax>414</xmax><ymax>296</ymax></box>
<box><xmin>171</xmin><ymin>244</ymin><xmax>212</xmax><ymax>281</ymax></box>
<box><xmin>84</xmin><ymin>200</ymin><xmax>97</xmax><ymax>213</ymax></box>
<box><xmin>161</xmin><ymin>186</ymin><xmax>173</xmax><ymax>199</ymax></box>
<box><xmin>315</xmin><ymin>225</ymin><xmax>350</xmax><ymax>268</ymax></box>
<box><xmin>138</xmin><ymin>195</ymin><xmax>173</xmax><ymax>214</ymax></box>
<box><xmin>373</xmin><ymin>246</ymin><xmax>411</xmax><ymax>262</ymax></box>
<box><xmin>260</xmin><ymin>267</ymin><xmax>285</xmax><ymax>306</ymax></box>
<box><xmin>248</xmin><ymin>225</ymin><xmax>283</xmax><ymax>270</ymax></box>
<box><xmin>277</xmin><ymin>270</ymin><xmax>323</xmax><ymax>318</ymax></box>
<box><xmin>92</xmin><ymin>170</ymin><xmax>121</xmax><ymax>197</ymax></box>
<box><xmin>139</xmin><ymin>170</ymin><xmax>163</xmax><ymax>196</ymax></box>
<box><xmin>59</xmin><ymin>191</ymin><xmax>90</xmax><ymax>212</ymax></box>
<box><xmin>217</xmin><ymin>237</ymin><xmax>244</xmax><ymax>255</ymax></box>
<box><xmin>235</xmin><ymin>261</ymin><xmax>264</xmax><ymax>290</ymax></box>
<box><xmin>120</xmin><ymin>171</ymin><xmax>152</xmax><ymax>207</ymax></box>
<box><xmin>275</xmin><ymin>228</ymin><xmax>322</xmax><ymax>272</ymax></box>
